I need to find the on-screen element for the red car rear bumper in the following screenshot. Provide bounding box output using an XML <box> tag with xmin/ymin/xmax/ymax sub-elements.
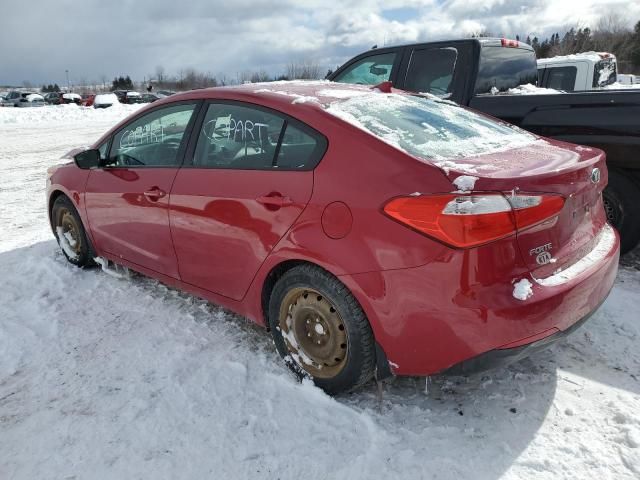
<box><xmin>341</xmin><ymin>225</ymin><xmax>620</xmax><ymax>376</ymax></box>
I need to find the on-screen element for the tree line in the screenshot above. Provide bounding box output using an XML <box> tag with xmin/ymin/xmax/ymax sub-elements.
<box><xmin>472</xmin><ymin>15</ymin><xmax>640</xmax><ymax>73</ymax></box>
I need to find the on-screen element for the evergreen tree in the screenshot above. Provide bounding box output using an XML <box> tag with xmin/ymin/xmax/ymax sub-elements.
<box><xmin>631</xmin><ymin>21</ymin><xmax>640</xmax><ymax>67</ymax></box>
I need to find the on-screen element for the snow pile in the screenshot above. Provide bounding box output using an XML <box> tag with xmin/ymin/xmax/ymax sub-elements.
<box><xmin>94</xmin><ymin>93</ymin><xmax>119</xmax><ymax>106</ymax></box>
<box><xmin>513</xmin><ymin>278</ymin><xmax>534</xmax><ymax>300</ymax></box>
<box><xmin>505</xmin><ymin>84</ymin><xmax>562</xmax><ymax>95</ymax></box>
<box><xmin>603</xmin><ymin>82</ymin><xmax>640</xmax><ymax>90</ymax></box>
<box><xmin>316</xmin><ymin>88</ymin><xmax>371</xmax><ymax>99</ymax></box>
<box><xmin>537</xmin><ymin>52</ymin><xmax>612</xmax><ymax>64</ymax></box>
<box><xmin>0</xmin><ymin>102</ymin><xmax>142</xmax><ymax>125</ymax></box>
<box><xmin>453</xmin><ymin>175</ymin><xmax>478</xmax><ymax>192</ymax></box>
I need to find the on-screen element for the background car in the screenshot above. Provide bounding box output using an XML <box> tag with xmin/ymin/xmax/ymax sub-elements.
<box><xmin>43</xmin><ymin>92</ymin><xmax>83</xmax><ymax>105</ymax></box>
<box><xmin>155</xmin><ymin>90</ymin><xmax>175</xmax><ymax>98</ymax></box>
<box><xmin>16</xmin><ymin>93</ymin><xmax>45</xmax><ymax>107</ymax></box>
<box><xmin>93</xmin><ymin>93</ymin><xmax>119</xmax><ymax>108</ymax></box>
<box><xmin>140</xmin><ymin>93</ymin><xmax>159</xmax><ymax>103</ymax></box>
<box><xmin>46</xmin><ymin>82</ymin><xmax>619</xmax><ymax>394</ymax></box>
<box><xmin>81</xmin><ymin>94</ymin><xmax>95</xmax><ymax>107</ymax></box>
<box><xmin>2</xmin><ymin>91</ymin><xmax>26</xmax><ymax>106</ymax></box>
<box><xmin>113</xmin><ymin>90</ymin><xmax>144</xmax><ymax>104</ymax></box>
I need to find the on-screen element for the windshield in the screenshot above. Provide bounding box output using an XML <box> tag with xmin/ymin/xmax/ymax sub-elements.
<box><xmin>475</xmin><ymin>46</ymin><xmax>538</xmax><ymax>94</ymax></box>
<box><xmin>326</xmin><ymin>93</ymin><xmax>536</xmax><ymax>160</ymax></box>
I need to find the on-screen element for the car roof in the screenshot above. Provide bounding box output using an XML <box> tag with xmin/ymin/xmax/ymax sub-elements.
<box><xmin>165</xmin><ymin>80</ymin><xmax>400</xmax><ymax>111</ymax></box>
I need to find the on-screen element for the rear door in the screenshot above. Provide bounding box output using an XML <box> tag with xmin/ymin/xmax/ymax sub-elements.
<box><xmin>85</xmin><ymin>102</ymin><xmax>199</xmax><ymax>278</ymax></box>
<box><xmin>169</xmin><ymin>101</ymin><xmax>326</xmax><ymax>300</ymax></box>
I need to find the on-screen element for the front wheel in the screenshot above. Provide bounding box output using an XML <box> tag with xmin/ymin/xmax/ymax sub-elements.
<box><xmin>603</xmin><ymin>170</ymin><xmax>640</xmax><ymax>254</ymax></box>
<box><xmin>51</xmin><ymin>195</ymin><xmax>95</xmax><ymax>267</ymax></box>
<box><xmin>268</xmin><ymin>264</ymin><xmax>376</xmax><ymax>394</ymax></box>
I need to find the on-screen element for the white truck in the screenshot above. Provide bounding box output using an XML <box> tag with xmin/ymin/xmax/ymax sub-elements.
<box><xmin>537</xmin><ymin>52</ymin><xmax>618</xmax><ymax>91</ymax></box>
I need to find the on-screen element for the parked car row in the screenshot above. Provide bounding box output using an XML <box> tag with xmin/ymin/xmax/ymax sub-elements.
<box><xmin>0</xmin><ymin>91</ymin><xmax>45</xmax><ymax>107</ymax></box>
<box><xmin>1</xmin><ymin>89</ymin><xmax>172</xmax><ymax>108</ymax></box>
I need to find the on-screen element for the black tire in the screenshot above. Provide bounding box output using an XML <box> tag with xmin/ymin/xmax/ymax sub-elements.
<box><xmin>51</xmin><ymin>195</ymin><xmax>95</xmax><ymax>267</ymax></box>
<box><xmin>603</xmin><ymin>170</ymin><xmax>640</xmax><ymax>255</ymax></box>
<box><xmin>268</xmin><ymin>264</ymin><xmax>376</xmax><ymax>394</ymax></box>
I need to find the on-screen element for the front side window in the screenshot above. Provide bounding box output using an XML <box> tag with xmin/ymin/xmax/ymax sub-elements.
<box><xmin>108</xmin><ymin>103</ymin><xmax>196</xmax><ymax>167</ymax></box>
<box><xmin>333</xmin><ymin>52</ymin><xmax>396</xmax><ymax>85</ymax></box>
<box><xmin>546</xmin><ymin>66</ymin><xmax>577</xmax><ymax>91</ymax></box>
<box><xmin>405</xmin><ymin>48</ymin><xmax>458</xmax><ymax>96</ymax></box>
<box><xmin>192</xmin><ymin>103</ymin><xmax>326</xmax><ymax>170</ymax></box>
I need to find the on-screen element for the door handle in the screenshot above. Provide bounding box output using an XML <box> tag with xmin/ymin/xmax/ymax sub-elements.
<box><xmin>256</xmin><ymin>193</ymin><xmax>293</xmax><ymax>208</ymax></box>
<box><xmin>143</xmin><ymin>187</ymin><xmax>167</xmax><ymax>201</ymax></box>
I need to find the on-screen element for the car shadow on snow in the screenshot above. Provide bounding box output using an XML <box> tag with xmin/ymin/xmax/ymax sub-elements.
<box><xmin>0</xmin><ymin>240</ymin><xmax>633</xmax><ymax>479</ymax></box>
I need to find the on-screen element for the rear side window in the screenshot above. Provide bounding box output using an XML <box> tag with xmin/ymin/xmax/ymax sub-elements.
<box><xmin>593</xmin><ymin>58</ymin><xmax>617</xmax><ymax>88</ymax></box>
<box><xmin>192</xmin><ymin>103</ymin><xmax>326</xmax><ymax>170</ymax></box>
<box><xmin>546</xmin><ymin>66</ymin><xmax>577</xmax><ymax>91</ymax></box>
<box><xmin>405</xmin><ymin>48</ymin><xmax>458</xmax><ymax>97</ymax></box>
<box><xmin>475</xmin><ymin>46</ymin><xmax>538</xmax><ymax>94</ymax></box>
<box><xmin>333</xmin><ymin>52</ymin><xmax>396</xmax><ymax>86</ymax></box>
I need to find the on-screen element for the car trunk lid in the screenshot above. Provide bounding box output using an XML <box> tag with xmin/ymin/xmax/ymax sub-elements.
<box><xmin>444</xmin><ymin>140</ymin><xmax>608</xmax><ymax>277</ymax></box>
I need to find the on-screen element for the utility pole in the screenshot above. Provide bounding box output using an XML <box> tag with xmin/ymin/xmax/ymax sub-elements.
<box><xmin>65</xmin><ymin>69</ymin><xmax>70</xmax><ymax>92</ymax></box>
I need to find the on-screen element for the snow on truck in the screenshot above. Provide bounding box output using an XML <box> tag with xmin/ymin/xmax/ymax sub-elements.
<box><xmin>329</xmin><ymin>38</ymin><xmax>640</xmax><ymax>253</ymax></box>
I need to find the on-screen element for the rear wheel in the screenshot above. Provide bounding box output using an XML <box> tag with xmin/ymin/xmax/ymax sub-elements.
<box><xmin>51</xmin><ymin>195</ymin><xmax>95</xmax><ymax>267</ymax></box>
<box><xmin>268</xmin><ymin>264</ymin><xmax>375</xmax><ymax>394</ymax></box>
<box><xmin>603</xmin><ymin>170</ymin><xmax>640</xmax><ymax>254</ymax></box>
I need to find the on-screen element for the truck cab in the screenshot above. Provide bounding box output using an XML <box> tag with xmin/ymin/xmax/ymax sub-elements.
<box><xmin>537</xmin><ymin>52</ymin><xmax>618</xmax><ymax>91</ymax></box>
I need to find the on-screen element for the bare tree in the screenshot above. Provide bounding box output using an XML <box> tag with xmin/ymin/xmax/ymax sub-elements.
<box><xmin>155</xmin><ymin>65</ymin><xmax>166</xmax><ymax>87</ymax></box>
<box><xmin>286</xmin><ymin>61</ymin><xmax>322</xmax><ymax>80</ymax></box>
<box><xmin>99</xmin><ymin>74</ymin><xmax>108</xmax><ymax>92</ymax></box>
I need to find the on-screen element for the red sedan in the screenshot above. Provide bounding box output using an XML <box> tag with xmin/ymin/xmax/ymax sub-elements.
<box><xmin>46</xmin><ymin>82</ymin><xmax>619</xmax><ymax>393</ymax></box>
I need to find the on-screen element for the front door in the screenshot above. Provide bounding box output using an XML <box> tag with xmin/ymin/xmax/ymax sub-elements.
<box><xmin>170</xmin><ymin>101</ymin><xmax>326</xmax><ymax>300</ymax></box>
<box><xmin>85</xmin><ymin>102</ymin><xmax>199</xmax><ymax>278</ymax></box>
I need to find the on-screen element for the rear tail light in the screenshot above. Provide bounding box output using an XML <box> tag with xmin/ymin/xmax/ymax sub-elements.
<box><xmin>384</xmin><ymin>193</ymin><xmax>564</xmax><ymax>248</ymax></box>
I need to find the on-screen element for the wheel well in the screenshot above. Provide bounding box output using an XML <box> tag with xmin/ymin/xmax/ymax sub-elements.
<box><xmin>48</xmin><ymin>190</ymin><xmax>67</xmax><ymax>227</ymax></box>
<box><xmin>260</xmin><ymin>259</ymin><xmax>394</xmax><ymax>380</ymax></box>
<box><xmin>261</xmin><ymin>260</ymin><xmax>309</xmax><ymax>330</ymax></box>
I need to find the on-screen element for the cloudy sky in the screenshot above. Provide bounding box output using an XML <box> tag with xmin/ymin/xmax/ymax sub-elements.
<box><xmin>1</xmin><ymin>0</ymin><xmax>639</xmax><ymax>86</ymax></box>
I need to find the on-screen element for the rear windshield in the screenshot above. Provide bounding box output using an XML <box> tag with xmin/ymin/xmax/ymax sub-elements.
<box><xmin>593</xmin><ymin>58</ymin><xmax>617</xmax><ymax>88</ymax></box>
<box><xmin>326</xmin><ymin>93</ymin><xmax>535</xmax><ymax>160</ymax></box>
<box><xmin>475</xmin><ymin>46</ymin><xmax>538</xmax><ymax>94</ymax></box>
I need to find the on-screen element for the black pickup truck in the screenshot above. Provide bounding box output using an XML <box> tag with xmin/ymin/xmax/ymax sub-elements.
<box><xmin>328</xmin><ymin>38</ymin><xmax>640</xmax><ymax>253</ymax></box>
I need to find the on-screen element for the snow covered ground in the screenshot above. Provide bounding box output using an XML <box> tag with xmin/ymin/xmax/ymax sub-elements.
<box><xmin>1</xmin><ymin>105</ymin><xmax>639</xmax><ymax>480</ymax></box>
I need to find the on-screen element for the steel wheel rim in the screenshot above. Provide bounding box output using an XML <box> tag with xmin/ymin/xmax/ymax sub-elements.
<box><xmin>278</xmin><ymin>288</ymin><xmax>348</xmax><ymax>378</ymax></box>
<box><xmin>58</xmin><ymin>208</ymin><xmax>82</xmax><ymax>255</ymax></box>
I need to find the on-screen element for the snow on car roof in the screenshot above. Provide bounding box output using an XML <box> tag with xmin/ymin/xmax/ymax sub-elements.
<box><xmin>538</xmin><ymin>52</ymin><xmax>615</xmax><ymax>64</ymax></box>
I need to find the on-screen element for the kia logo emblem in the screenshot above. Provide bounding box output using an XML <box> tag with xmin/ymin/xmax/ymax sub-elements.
<box><xmin>536</xmin><ymin>251</ymin><xmax>552</xmax><ymax>265</ymax></box>
<box><xmin>590</xmin><ymin>168</ymin><xmax>601</xmax><ymax>184</ymax></box>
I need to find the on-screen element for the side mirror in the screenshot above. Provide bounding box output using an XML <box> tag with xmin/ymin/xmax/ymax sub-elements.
<box><xmin>74</xmin><ymin>149</ymin><xmax>101</xmax><ymax>169</ymax></box>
